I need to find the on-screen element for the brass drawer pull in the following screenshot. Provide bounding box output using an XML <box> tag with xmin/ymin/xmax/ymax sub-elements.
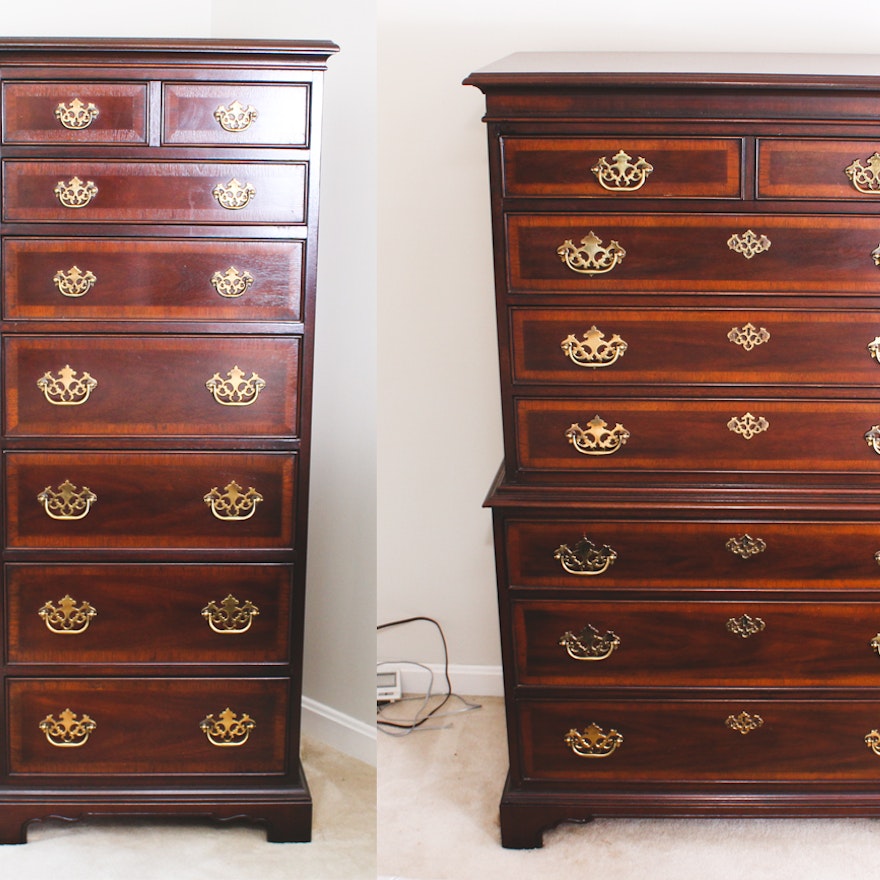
<box><xmin>561</xmin><ymin>326</ymin><xmax>627</xmax><ymax>368</ymax></box>
<box><xmin>212</xmin><ymin>178</ymin><xmax>256</xmax><ymax>210</ymax></box>
<box><xmin>39</xmin><ymin>709</ymin><xmax>96</xmax><ymax>747</ymax></box>
<box><xmin>845</xmin><ymin>153</ymin><xmax>880</xmax><ymax>194</ymax></box>
<box><xmin>557</xmin><ymin>231</ymin><xmax>626</xmax><ymax>276</ymax></box>
<box><xmin>210</xmin><ymin>266</ymin><xmax>254</xmax><ymax>298</ymax></box>
<box><xmin>54</xmin><ymin>176</ymin><xmax>99</xmax><ymax>209</ymax></box>
<box><xmin>38</xmin><ymin>595</ymin><xmax>97</xmax><ymax>634</ymax></box>
<box><xmin>727</xmin><ymin>412</ymin><xmax>769</xmax><ymax>440</ymax></box>
<box><xmin>870</xmin><ymin>634</ymin><xmax>880</xmax><ymax>655</ymax></box>
<box><xmin>727</xmin><ymin>229</ymin><xmax>771</xmax><ymax>260</ymax></box>
<box><xmin>37</xmin><ymin>365</ymin><xmax>98</xmax><ymax>406</ymax></box>
<box><xmin>204</xmin><ymin>480</ymin><xmax>263</xmax><ymax>521</ymax></box>
<box><xmin>728</xmin><ymin>323</ymin><xmax>770</xmax><ymax>351</ymax></box>
<box><xmin>54</xmin><ymin>98</ymin><xmax>99</xmax><ymax>130</ymax></box>
<box><xmin>726</xmin><ymin>614</ymin><xmax>766</xmax><ymax>639</ymax></box>
<box><xmin>201</xmin><ymin>594</ymin><xmax>260</xmax><ymax>634</ymax></box>
<box><xmin>725</xmin><ymin>710</ymin><xmax>764</xmax><ymax>735</ymax></box>
<box><xmin>565</xmin><ymin>415</ymin><xmax>630</xmax><ymax>456</ymax></box>
<box><xmin>205</xmin><ymin>366</ymin><xmax>266</xmax><ymax>406</ymax></box>
<box><xmin>554</xmin><ymin>536</ymin><xmax>617</xmax><ymax>576</ymax></box>
<box><xmin>559</xmin><ymin>624</ymin><xmax>620</xmax><ymax>661</ymax></box>
<box><xmin>869</xmin><ymin>337</ymin><xmax>880</xmax><ymax>363</ymax></box>
<box><xmin>37</xmin><ymin>480</ymin><xmax>97</xmax><ymax>521</ymax></box>
<box><xmin>564</xmin><ymin>723</ymin><xmax>623</xmax><ymax>758</ymax></box>
<box><xmin>200</xmin><ymin>707</ymin><xmax>255</xmax><ymax>747</ymax></box>
<box><xmin>867</xmin><ymin>730</ymin><xmax>880</xmax><ymax>755</ymax></box>
<box><xmin>873</xmin><ymin>244</ymin><xmax>880</xmax><ymax>268</ymax></box>
<box><xmin>726</xmin><ymin>534</ymin><xmax>767</xmax><ymax>559</ymax></box>
<box><xmin>591</xmin><ymin>149</ymin><xmax>653</xmax><ymax>192</ymax></box>
<box><xmin>54</xmin><ymin>266</ymin><xmax>97</xmax><ymax>297</ymax></box>
<box><xmin>214</xmin><ymin>100</ymin><xmax>259</xmax><ymax>132</ymax></box>
<box><xmin>866</xmin><ymin>426</ymin><xmax>880</xmax><ymax>454</ymax></box>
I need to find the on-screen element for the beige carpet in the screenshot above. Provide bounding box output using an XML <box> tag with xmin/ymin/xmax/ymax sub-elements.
<box><xmin>379</xmin><ymin>696</ymin><xmax>880</xmax><ymax>880</ymax></box>
<box><xmin>0</xmin><ymin>736</ymin><xmax>376</xmax><ymax>880</ymax></box>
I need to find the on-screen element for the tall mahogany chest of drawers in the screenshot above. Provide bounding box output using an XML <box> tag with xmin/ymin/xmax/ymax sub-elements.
<box><xmin>0</xmin><ymin>38</ymin><xmax>336</xmax><ymax>843</ymax></box>
<box><xmin>466</xmin><ymin>53</ymin><xmax>880</xmax><ymax>847</ymax></box>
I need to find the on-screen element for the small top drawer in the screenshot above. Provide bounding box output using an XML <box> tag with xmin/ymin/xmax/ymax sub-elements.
<box><xmin>2</xmin><ymin>81</ymin><xmax>148</xmax><ymax>144</ymax></box>
<box><xmin>163</xmin><ymin>82</ymin><xmax>309</xmax><ymax>147</ymax></box>
<box><xmin>502</xmin><ymin>137</ymin><xmax>743</xmax><ymax>199</ymax></box>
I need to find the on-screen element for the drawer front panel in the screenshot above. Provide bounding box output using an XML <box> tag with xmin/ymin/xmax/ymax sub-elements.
<box><xmin>510</xmin><ymin>307</ymin><xmax>880</xmax><ymax>387</ymax></box>
<box><xmin>518</xmin><ymin>698</ymin><xmax>880</xmax><ymax>783</ymax></box>
<box><xmin>5</xmin><ymin>451</ymin><xmax>295</xmax><ymax>549</ymax></box>
<box><xmin>502</xmin><ymin>137</ymin><xmax>742</xmax><ymax>198</ymax></box>
<box><xmin>516</xmin><ymin>398</ymin><xmax>880</xmax><ymax>475</ymax></box>
<box><xmin>5</xmin><ymin>335</ymin><xmax>301</xmax><ymax>438</ymax></box>
<box><xmin>504</xmin><ymin>519</ymin><xmax>880</xmax><ymax>590</ymax></box>
<box><xmin>512</xmin><ymin>599</ymin><xmax>880</xmax><ymax>687</ymax></box>
<box><xmin>8</xmin><ymin>677</ymin><xmax>288</xmax><ymax>775</ymax></box>
<box><xmin>163</xmin><ymin>82</ymin><xmax>310</xmax><ymax>147</ymax></box>
<box><xmin>507</xmin><ymin>214</ymin><xmax>880</xmax><ymax>295</ymax></box>
<box><xmin>3</xmin><ymin>161</ymin><xmax>307</xmax><ymax>224</ymax></box>
<box><xmin>758</xmin><ymin>139</ymin><xmax>880</xmax><ymax>199</ymax></box>
<box><xmin>3</xmin><ymin>237</ymin><xmax>305</xmax><ymax>322</ymax></box>
<box><xmin>3</xmin><ymin>82</ymin><xmax>148</xmax><ymax>144</ymax></box>
<box><xmin>7</xmin><ymin>563</ymin><xmax>293</xmax><ymax>664</ymax></box>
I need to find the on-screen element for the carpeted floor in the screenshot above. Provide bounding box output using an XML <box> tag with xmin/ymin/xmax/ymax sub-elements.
<box><xmin>0</xmin><ymin>735</ymin><xmax>376</xmax><ymax>880</ymax></box>
<box><xmin>378</xmin><ymin>696</ymin><xmax>880</xmax><ymax>880</ymax></box>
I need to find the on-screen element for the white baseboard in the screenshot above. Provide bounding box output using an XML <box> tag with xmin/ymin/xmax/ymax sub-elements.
<box><xmin>377</xmin><ymin>661</ymin><xmax>504</xmax><ymax>698</ymax></box>
<box><xmin>301</xmin><ymin>696</ymin><xmax>377</xmax><ymax>766</ymax></box>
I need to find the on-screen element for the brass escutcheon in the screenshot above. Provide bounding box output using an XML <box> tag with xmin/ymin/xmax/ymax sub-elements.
<box><xmin>54</xmin><ymin>176</ymin><xmax>99</xmax><ymax>209</ymax></box>
<box><xmin>205</xmin><ymin>365</ymin><xmax>266</xmax><ymax>406</ymax></box>
<box><xmin>53</xmin><ymin>266</ymin><xmax>97</xmax><ymax>298</ymax></box>
<box><xmin>845</xmin><ymin>153</ymin><xmax>880</xmax><ymax>194</ymax></box>
<box><xmin>590</xmin><ymin>149</ymin><xmax>654</xmax><ymax>192</ymax></box>
<box><xmin>201</xmin><ymin>594</ymin><xmax>260</xmax><ymax>634</ymax></box>
<box><xmin>559</xmin><ymin>624</ymin><xmax>620</xmax><ymax>661</ymax></box>
<box><xmin>213</xmin><ymin>100</ymin><xmax>259</xmax><ymax>132</ymax></box>
<box><xmin>554</xmin><ymin>536</ymin><xmax>617</xmax><ymax>576</ymax></box>
<box><xmin>199</xmin><ymin>707</ymin><xmax>255</xmax><ymax>747</ymax></box>
<box><xmin>557</xmin><ymin>231</ymin><xmax>626</xmax><ymax>276</ymax></box>
<box><xmin>728</xmin><ymin>322</ymin><xmax>771</xmax><ymax>351</ymax></box>
<box><xmin>38</xmin><ymin>595</ymin><xmax>97</xmax><ymax>634</ymax></box>
<box><xmin>39</xmin><ymin>708</ymin><xmax>96</xmax><ymax>747</ymax></box>
<box><xmin>726</xmin><ymin>534</ymin><xmax>767</xmax><ymax>559</ymax></box>
<box><xmin>204</xmin><ymin>481</ymin><xmax>263</xmax><ymax>521</ymax></box>
<box><xmin>565</xmin><ymin>414</ymin><xmax>630</xmax><ymax>456</ymax></box>
<box><xmin>37</xmin><ymin>480</ymin><xmax>97</xmax><ymax>521</ymax></box>
<box><xmin>726</xmin><ymin>614</ymin><xmax>766</xmax><ymax>639</ymax></box>
<box><xmin>560</xmin><ymin>326</ymin><xmax>628</xmax><ymax>368</ymax></box>
<box><xmin>54</xmin><ymin>98</ymin><xmax>99</xmax><ymax>130</ymax></box>
<box><xmin>727</xmin><ymin>412</ymin><xmax>769</xmax><ymax>440</ymax></box>
<box><xmin>210</xmin><ymin>266</ymin><xmax>254</xmax><ymax>298</ymax></box>
<box><xmin>727</xmin><ymin>229</ymin><xmax>771</xmax><ymax>260</ymax></box>
<box><xmin>725</xmin><ymin>710</ymin><xmax>764</xmax><ymax>735</ymax></box>
<box><xmin>564</xmin><ymin>722</ymin><xmax>623</xmax><ymax>758</ymax></box>
<box><xmin>37</xmin><ymin>365</ymin><xmax>98</xmax><ymax>406</ymax></box>
<box><xmin>212</xmin><ymin>178</ymin><xmax>256</xmax><ymax>210</ymax></box>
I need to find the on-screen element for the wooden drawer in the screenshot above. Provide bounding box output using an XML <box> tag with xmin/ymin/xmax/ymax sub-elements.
<box><xmin>515</xmin><ymin>398</ymin><xmax>880</xmax><ymax>476</ymax></box>
<box><xmin>501</xmin><ymin>137</ymin><xmax>742</xmax><ymax>198</ymax></box>
<box><xmin>6</xmin><ymin>563</ymin><xmax>293</xmax><ymax>665</ymax></box>
<box><xmin>8</xmin><ymin>677</ymin><xmax>288</xmax><ymax>776</ymax></box>
<box><xmin>3</xmin><ymin>161</ymin><xmax>307</xmax><ymax>224</ymax></box>
<box><xmin>3</xmin><ymin>237</ymin><xmax>305</xmax><ymax>322</ymax></box>
<box><xmin>4</xmin><ymin>335</ymin><xmax>301</xmax><ymax>439</ymax></box>
<box><xmin>3</xmin><ymin>81</ymin><xmax>148</xmax><ymax>144</ymax></box>
<box><xmin>163</xmin><ymin>82</ymin><xmax>309</xmax><ymax>147</ymax></box>
<box><xmin>507</xmin><ymin>214</ymin><xmax>880</xmax><ymax>295</ymax></box>
<box><xmin>517</xmin><ymin>696</ymin><xmax>880</xmax><ymax>783</ymax></box>
<box><xmin>512</xmin><ymin>599</ymin><xmax>880</xmax><ymax>687</ymax></box>
<box><xmin>502</xmin><ymin>519</ymin><xmax>880</xmax><ymax>591</ymax></box>
<box><xmin>758</xmin><ymin>139</ymin><xmax>880</xmax><ymax>199</ymax></box>
<box><xmin>5</xmin><ymin>451</ymin><xmax>295</xmax><ymax>550</ymax></box>
<box><xmin>509</xmin><ymin>307</ymin><xmax>880</xmax><ymax>388</ymax></box>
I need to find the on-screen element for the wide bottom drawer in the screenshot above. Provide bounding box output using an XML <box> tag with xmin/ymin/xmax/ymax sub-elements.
<box><xmin>517</xmin><ymin>696</ymin><xmax>880</xmax><ymax>783</ymax></box>
<box><xmin>8</xmin><ymin>677</ymin><xmax>289</xmax><ymax>775</ymax></box>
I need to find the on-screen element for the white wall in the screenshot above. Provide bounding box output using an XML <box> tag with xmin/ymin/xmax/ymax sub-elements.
<box><xmin>375</xmin><ymin>0</ymin><xmax>880</xmax><ymax>689</ymax></box>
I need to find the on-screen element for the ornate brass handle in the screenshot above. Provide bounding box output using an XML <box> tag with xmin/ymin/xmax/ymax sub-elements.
<box><xmin>727</xmin><ymin>412</ymin><xmax>769</xmax><ymax>440</ymax></box>
<box><xmin>866</xmin><ymin>426</ymin><xmax>880</xmax><ymax>454</ymax></box>
<box><xmin>561</xmin><ymin>326</ymin><xmax>627</xmax><ymax>368</ymax></box>
<box><xmin>199</xmin><ymin>707</ymin><xmax>255</xmax><ymax>747</ymax></box>
<box><xmin>564</xmin><ymin>723</ymin><xmax>623</xmax><ymax>758</ymax></box>
<box><xmin>727</xmin><ymin>229</ymin><xmax>771</xmax><ymax>260</ymax></box>
<box><xmin>565</xmin><ymin>415</ymin><xmax>630</xmax><ymax>456</ymax></box>
<box><xmin>726</xmin><ymin>614</ymin><xmax>766</xmax><ymax>639</ymax></box>
<box><xmin>38</xmin><ymin>595</ymin><xmax>97</xmax><ymax>634</ymax></box>
<box><xmin>870</xmin><ymin>634</ymin><xmax>880</xmax><ymax>656</ymax></box>
<box><xmin>846</xmin><ymin>153</ymin><xmax>880</xmax><ymax>194</ymax></box>
<box><xmin>210</xmin><ymin>266</ymin><xmax>254</xmax><ymax>298</ymax></box>
<box><xmin>868</xmin><ymin>337</ymin><xmax>880</xmax><ymax>363</ymax></box>
<box><xmin>214</xmin><ymin>100</ymin><xmax>259</xmax><ymax>132</ymax></box>
<box><xmin>37</xmin><ymin>480</ymin><xmax>97</xmax><ymax>521</ymax></box>
<box><xmin>205</xmin><ymin>366</ymin><xmax>265</xmax><ymax>406</ymax></box>
<box><xmin>204</xmin><ymin>481</ymin><xmax>263</xmax><ymax>521</ymax></box>
<box><xmin>54</xmin><ymin>176</ymin><xmax>99</xmax><ymax>209</ymax></box>
<box><xmin>39</xmin><ymin>709</ymin><xmax>96</xmax><ymax>747</ymax></box>
<box><xmin>725</xmin><ymin>711</ymin><xmax>764</xmax><ymax>735</ymax></box>
<box><xmin>728</xmin><ymin>323</ymin><xmax>770</xmax><ymax>351</ymax></box>
<box><xmin>54</xmin><ymin>266</ymin><xmax>97</xmax><ymax>298</ymax></box>
<box><xmin>867</xmin><ymin>730</ymin><xmax>880</xmax><ymax>755</ymax></box>
<box><xmin>873</xmin><ymin>244</ymin><xmax>880</xmax><ymax>268</ymax></box>
<box><xmin>591</xmin><ymin>149</ymin><xmax>653</xmax><ymax>192</ymax></box>
<box><xmin>557</xmin><ymin>231</ymin><xmax>626</xmax><ymax>275</ymax></box>
<box><xmin>201</xmin><ymin>594</ymin><xmax>260</xmax><ymax>634</ymax></box>
<box><xmin>726</xmin><ymin>534</ymin><xmax>767</xmax><ymax>559</ymax></box>
<box><xmin>37</xmin><ymin>365</ymin><xmax>98</xmax><ymax>406</ymax></box>
<box><xmin>55</xmin><ymin>98</ymin><xmax>99</xmax><ymax>130</ymax></box>
<box><xmin>559</xmin><ymin>624</ymin><xmax>620</xmax><ymax>661</ymax></box>
<box><xmin>554</xmin><ymin>536</ymin><xmax>617</xmax><ymax>576</ymax></box>
<box><xmin>212</xmin><ymin>178</ymin><xmax>256</xmax><ymax>210</ymax></box>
